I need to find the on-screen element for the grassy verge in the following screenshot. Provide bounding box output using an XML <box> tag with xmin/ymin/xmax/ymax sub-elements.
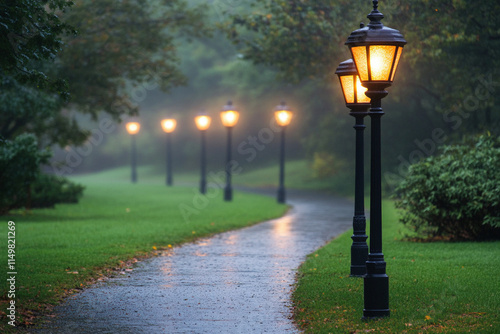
<box><xmin>235</xmin><ymin>160</ymin><xmax>354</xmax><ymax>196</ymax></box>
<box><xmin>0</xmin><ymin>169</ymin><xmax>286</xmax><ymax>329</ymax></box>
<box><xmin>293</xmin><ymin>200</ymin><xmax>500</xmax><ymax>333</ymax></box>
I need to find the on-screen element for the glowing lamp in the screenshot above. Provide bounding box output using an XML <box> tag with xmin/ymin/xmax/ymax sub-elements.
<box><xmin>195</xmin><ymin>114</ymin><xmax>211</xmax><ymax>131</ymax></box>
<box><xmin>345</xmin><ymin>2</ymin><xmax>406</xmax><ymax>88</ymax></box>
<box><xmin>220</xmin><ymin>101</ymin><xmax>240</xmax><ymax>128</ymax></box>
<box><xmin>161</xmin><ymin>119</ymin><xmax>177</xmax><ymax>133</ymax></box>
<box><xmin>126</xmin><ymin>122</ymin><xmax>140</xmax><ymax>135</ymax></box>
<box><xmin>274</xmin><ymin>102</ymin><xmax>293</xmax><ymax>127</ymax></box>
<box><xmin>335</xmin><ymin>59</ymin><xmax>370</xmax><ymax>110</ymax></box>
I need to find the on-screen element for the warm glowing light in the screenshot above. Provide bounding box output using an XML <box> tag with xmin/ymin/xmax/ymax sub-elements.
<box><xmin>340</xmin><ymin>75</ymin><xmax>355</xmax><ymax>104</ymax></box>
<box><xmin>195</xmin><ymin>115</ymin><xmax>211</xmax><ymax>131</ymax></box>
<box><xmin>351</xmin><ymin>46</ymin><xmax>369</xmax><ymax>81</ymax></box>
<box><xmin>275</xmin><ymin>110</ymin><xmax>293</xmax><ymax>127</ymax></box>
<box><xmin>220</xmin><ymin>110</ymin><xmax>240</xmax><ymax>128</ymax></box>
<box><xmin>369</xmin><ymin>45</ymin><xmax>396</xmax><ymax>81</ymax></box>
<box><xmin>161</xmin><ymin>119</ymin><xmax>177</xmax><ymax>133</ymax></box>
<box><xmin>351</xmin><ymin>45</ymin><xmax>403</xmax><ymax>83</ymax></box>
<box><xmin>338</xmin><ymin>73</ymin><xmax>370</xmax><ymax>106</ymax></box>
<box><xmin>356</xmin><ymin>76</ymin><xmax>370</xmax><ymax>103</ymax></box>
<box><xmin>390</xmin><ymin>46</ymin><xmax>403</xmax><ymax>82</ymax></box>
<box><xmin>126</xmin><ymin>122</ymin><xmax>140</xmax><ymax>135</ymax></box>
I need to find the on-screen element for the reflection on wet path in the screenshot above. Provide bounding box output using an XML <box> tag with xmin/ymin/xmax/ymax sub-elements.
<box><xmin>36</xmin><ymin>190</ymin><xmax>352</xmax><ymax>333</ymax></box>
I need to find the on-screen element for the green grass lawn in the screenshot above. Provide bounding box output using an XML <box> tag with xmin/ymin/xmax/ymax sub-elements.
<box><xmin>293</xmin><ymin>200</ymin><xmax>500</xmax><ymax>333</ymax></box>
<box><xmin>0</xmin><ymin>168</ymin><xmax>287</xmax><ymax>328</ymax></box>
<box><xmin>235</xmin><ymin>160</ymin><xmax>354</xmax><ymax>196</ymax></box>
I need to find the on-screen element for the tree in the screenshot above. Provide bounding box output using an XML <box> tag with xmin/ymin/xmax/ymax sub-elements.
<box><xmin>0</xmin><ymin>0</ymin><xmax>74</xmax><ymax>92</ymax></box>
<box><xmin>222</xmin><ymin>0</ymin><xmax>500</xmax><ymax>184</ymax></box>
<box><xmin>56</xmin><ymin>0</ymin><xmax>209</xmax><ymax>122</ymax></box>
<box><xmin>0</xmin><ymin>0</ymin><xmax>210</xmax><ymax>147</ymax></box>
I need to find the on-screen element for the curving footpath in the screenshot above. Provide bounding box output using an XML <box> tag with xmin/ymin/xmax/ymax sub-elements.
<box><xmin>32</xmin><ymin>189</ymin><xmax>352</xmax><ymax>333</ymax></box>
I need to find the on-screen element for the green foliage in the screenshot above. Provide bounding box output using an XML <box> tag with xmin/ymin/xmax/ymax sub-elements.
<box><xmin>25</xmin><ymin>173</ymin><xmax>85</xmax><ymax>209</ymax></box>
<box><xmin>0</xmin><ymin>0</ymin><xmax>75</xmax><ymax>93</ymax></box>
<box><xmin>0</xmin><ymin>134</ymin><xmax>50</xmax><ymax>213</ymax></box>
<box><xmin>395</xmin><ymin>134</ymin><xmax>500</xmax><ymax>240</ymax></box>
<box><xmin>222</xmin><ymin>0</ymin><xmax>364</xmax><ymax>82</ymax></box>
<box><xmin>57</xmin><ymin>0</ymin><xmax>210</xmax><ymax>121</ymax></box>
<box><xmin>311</xmin><ymin>152</ymin><xmax>345</xmax><ymax>179</ymax></box>
<box><xmin>0</xmin><ymin>75</ymin><xmax>88</xmax><ymax>146</ymax></box>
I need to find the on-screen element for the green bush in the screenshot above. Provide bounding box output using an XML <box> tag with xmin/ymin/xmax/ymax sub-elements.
<box><xmin>0</xmin><ymin>134</ymin><xmax>50</xmax><ymax>214</ymax></box>
<box><xmin>0</xmin><ymin>134</ymin><xmax>85</xmax><ymax>214</ymax></box>
<box><xmin>395</xmin><ymin>134</ymin><xmax>500</xmax><ymax>241</ymax></box>
<box><xmin>26</xmin><ymin>173</ymin><xmax>85</xmax><ymax>209</ymax></box>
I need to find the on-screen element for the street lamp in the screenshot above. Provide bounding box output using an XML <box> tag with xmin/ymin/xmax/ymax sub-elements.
<box><xmin>161</xmin><ymin>119</ymin><xmax>177</xmax><ymax>186</ymax></box>
<box><xmin>195</xmin><ymin>112</ymin><xmax>211</xmax><ymax>194</ymax></box>
<box><xmin>345</xmin><ymin>0</ymin><xmax>406</xmax><ymax>319</ymax></box>
<box><xmin>220</xmin><ymin>101</ymin><xmax>239</xmax><ymax>202</ymax></box>
<box><xmin>274</xmin><ymin>101</ymin><xmax>293</xmax><ymax>204</ymax></box>
<box><xmin>336</xmin><ymin>59</ymin><xmax>370</xmax><ymax>277</ymax></box>
<box><xmin>126</xmin><ymin>121</ymin><xmax>140</xmax><ymax>183</ymax></box>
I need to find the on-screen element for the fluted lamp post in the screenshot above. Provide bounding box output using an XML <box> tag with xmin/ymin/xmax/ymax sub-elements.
<box><xmin>126</xmin><ymin>122</ymin><xmax>140</xmax><ymax>183</ymax></box>
<box><xmin>274</xmin><ymin>101</ymin><xmax>293</xmax><ymax>204</ymax></box>
<box><xmin>161</xmin><ymin>119</ymin><xmax>177</xmax><ymax>186</ymax></box>
<box><xmin>195</xmin><ymin>112</ymin><xmax>211</xmax><ymax>194</ymax></box>
<box><xmin>336</xmin><ymin>59</ymin><xmax>370</xmax><ymax>277</ymax></box>
<box><xmin>220</xmin><ymin>101</ymin><xmax>240</xmax><ymax>201</ymax></box>
<box><xmin>345</xmin><ymin>0</ymin><xmax>406</xmax><ymax>319</ymax></box>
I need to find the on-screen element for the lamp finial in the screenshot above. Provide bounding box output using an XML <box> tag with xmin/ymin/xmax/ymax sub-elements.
<box><xmin>367</xmin><ymin>0</ymin><xmax>384</xmax><ymax>28</ymax></box>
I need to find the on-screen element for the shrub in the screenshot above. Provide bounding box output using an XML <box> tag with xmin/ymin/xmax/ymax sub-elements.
<box><xmin>312</xmin><ymin>152</ymin><xmax>346</xmax><ymax>178</ymax></box>
<box><xmin>395</xmin><ymin>134</ymin><xmax>500</xmax><ymax>241</ymax></box>
<box><xmin>0</xmin><ymin>134</ymin><xmax>85</xmax><ymax>214</ymax></box>
<box><xmin>0</xmin><ymin>134</ymin><xmax>50</xmax><ymax>214</ymax></box>
<box><xmin>25</xmin><ymin>173</ymin><xmax>85</xmax><ymax>209</ymax></box>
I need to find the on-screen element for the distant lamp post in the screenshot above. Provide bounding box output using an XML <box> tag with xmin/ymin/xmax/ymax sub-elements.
<box><xmin>220</xmin><ymin>101</ymin><xmax>240</xmax><ymax>202</ymax></box>
<box><xmin>195</xmin><ymin>112</ymin><xmax>211</xmax><ymax>194</ymax></box>
<box><xmin>161</xmin><ymin>119</ymin><xmax>177</xmax><ymax>186</ymax></box>
<box><xmin>345</xmin><ymin>0</ymin><xmax>406</xmax><ymax>319</ymax></box>
<box><xmin>126</xmin><ymin>122</ymin><xmax>140</xmax><ymax>183</ymax></box>
<box><xmin>336</xmin><ymin>59</ymin><xmax>370</xmax><ymax>277</ymax></box>
<box><xmin>274</xmin><ymin>101</ymin><xmax>293</xmax><ymax>204</ymax></box>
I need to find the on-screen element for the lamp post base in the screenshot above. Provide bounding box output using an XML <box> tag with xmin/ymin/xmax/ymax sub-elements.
<box><xmin>224</xmin><ymin>187</ymin><xmax>232</xmax><ymax>201</ymax></box>
<box><xmin>363</xmin><ymin>256</ymin><xmax>390</xmax><ymax>319</ymax></box>
<box><xmin>277</xmin><ymin>187</ymin><xmax>285</xmax><ymax>204</ymax></box>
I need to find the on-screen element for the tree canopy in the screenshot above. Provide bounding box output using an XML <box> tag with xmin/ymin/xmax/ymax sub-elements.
<box><xmin>0</xmin><ymin>0</ymin><xmax>74</xmax><ymax>92</ymax></box>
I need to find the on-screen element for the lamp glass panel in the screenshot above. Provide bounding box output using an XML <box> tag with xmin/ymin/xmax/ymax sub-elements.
<box><xmin>220</xmin><ymin>111</ymin><xmax>239</xmax><ymax>127</ymax></box>
<box><xmin>340</xmin><ymin>75</ymin><xmax>355</xmax><ymax>104</ymax></box>
<box><xmin>275</xmin><ymin>110</ymin><xmax>292</xmax><ymax>127</ymax></box>
<box><xmin>369</xmin><ymin>45</ymin><xmax>396</xmax><ymax>81</ymax></box>
<box><xmin>356</xmin><ymin>76</ymin><xmax>370</xmax><ymax>103</ymax></box>
<box><xmin>126</xmin><ymin>122</ymin><xmax>140</xmax><ymax>135</ymax></box>
<box><xmin>161</xmin><ymin>119</ymin><xmax>177</xmax><ymax>133</ymax></box>
<box><xmin>351</xmin><ymin>46</ymin><xmax>369</xmax><ymax>81</ymax></box>
<box><xmin>390</xmin><ymin>46</ymin><xmax>403</xmax><ymax>82</ymax></box>
<box><xmin>195</xmin><ymin>116</ymin><xmax>211</xmax><ymax>131</ymax></box>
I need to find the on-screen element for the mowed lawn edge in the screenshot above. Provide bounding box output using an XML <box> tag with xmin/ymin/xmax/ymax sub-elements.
<box><xmin>0</xmin><ymin>178</ymin><xmax>287</xmax><ymax>329</ymax></box>
<box><xmin>292</xmin><ymin>200</ymin><xmax>500</xmax><ymax>333</ymax></box>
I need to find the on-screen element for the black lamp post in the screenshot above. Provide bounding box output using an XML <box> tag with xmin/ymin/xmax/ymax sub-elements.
<box><xmin>335</xmin><ymin>59</ymin><xmax>370</xmax><ymax>277</ymax></box>
<box><xmin>220</xmin><ymin>101</ymin><xmax>240</xmax><ymax>202</ymax></box>
<box><xmin>274</xmin><ymin>101</ymin><xmax>293</xmax><ymax>204</ymax></box>
<box><xmin>345</xmin><ymin>0</ymin><xmax>406</xmax><ymax>319</ymax></box>
<box><xmin>126</xmin><ymin>121</ymin><xmax>140</xmax><ymax>183</ymax></box>
<box><xmin>195</xmin><ymin>112</ymin><xmax>211</xmax><ymax>194</ymax></box>
<box><xmin>161</xmin><ymin>119</ymin><xmax>177</xmax><ymax>186</ymax></box>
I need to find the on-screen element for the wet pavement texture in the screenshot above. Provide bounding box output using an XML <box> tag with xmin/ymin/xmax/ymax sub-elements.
<box><xmin>33</xmin><ymin>189</ymin><xmax>353</xmax><ymax>333</ymax></box>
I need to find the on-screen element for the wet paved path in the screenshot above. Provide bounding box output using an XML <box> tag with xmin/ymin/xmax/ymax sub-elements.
<box><xmin>34</xmin><ymin>189</ymin><xmax>352</xmax><ymax>333</ymax></box>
